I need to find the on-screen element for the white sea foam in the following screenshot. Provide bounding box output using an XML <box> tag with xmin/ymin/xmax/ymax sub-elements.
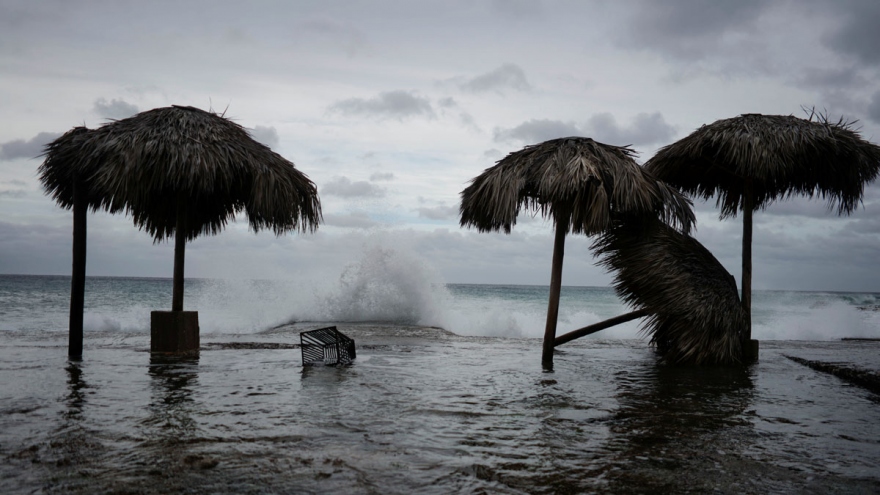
<box><xmin>6</xmin><ymin>250</ymin><xmax>879</xmax><ymax>341</ymax></box>
<box><xmin>753</xmin><ymin>297</ymin><xmax>876</xmax><ymax>341</ymax></box>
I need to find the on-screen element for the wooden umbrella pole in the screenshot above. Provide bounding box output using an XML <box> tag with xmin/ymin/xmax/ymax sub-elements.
<box><xmin>69</xmin><ymin>181</ymin><xmax>87</xmax><ymax>359</ymax></box>
<box><xmin>554</xmin><ymin>308</ymin><xmax>651</xmax><ymax>347</ymax></box>
<box><xmin>172</xmin><ymin>196</ymin><xmax>187</xmax><ymax>312</ymax></box>
<box><xmin>542</xmin><ymin>207</ymin><xmax>571</xmax><ymax>367</ymax></box>
<box><xmin>741</xmin><ymin>179</ymin><xmax>754</xmax><ymax>341</ymax></box>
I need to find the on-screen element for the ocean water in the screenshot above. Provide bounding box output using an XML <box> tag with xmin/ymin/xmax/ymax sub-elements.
<box><xmin>2</xmin><ymin>249</ymin><xmax>880</xmax><ymax>493</ymax></box>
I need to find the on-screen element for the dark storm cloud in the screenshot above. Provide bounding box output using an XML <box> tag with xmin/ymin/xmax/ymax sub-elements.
<box><xmin>416</xmin><ymin>205</ymin><xmax>459</xmax><ymax>220</ymax></box>
<box><xmin>794</xmin><ymin>66</ymin><xmax>867</xmax><ymax>90</ymax></box>
<box><xmin>93</xmin><ymin>98</ymin><xmax>139</xmax><ymax>120</ymax></box>
<box><xmin>620</xmin><ymin>0</ymin><xmax>768</xmax><ymax>58</ymax></box>
<box><xmin>0</xmin><ymin>131</ymin><xmax>61</xmax><ymax>161</ymax></box>
<box><xmin>250</xmin><ymin>125</ymin><xmax>279</xmax><ymax>149</ymax></box>
<box><xmin>823</xmin><ymin>0</ymin><xmax>880</xmax><ymax>65</ymax></box>
<box><xmin>322</xmin><ymin>176</ymin><xmax>386</xmax><ymax>198</ymax></box>
<box><xmin>461</xmin><ymin>64</ymin><xmax>532</xmax><ymax>93</ymax></box>
<box><xmin>757</xmin><ymin>197</ymin><xmax>843</xmax><ymax>219</ymax></box>
<box><xmin>867</xmin><ymin>91</ymin><xmax>880</xmax><ymax>124</ymax></box>
<box><xmin>329</xmin><ymin>91</ymin><xmax>435</xmax><ymax>120</ymax></box>
<box><xmin>494</xmin><ymin>113</ymin><xmax>676</xmax><ymax>148</ymax></box>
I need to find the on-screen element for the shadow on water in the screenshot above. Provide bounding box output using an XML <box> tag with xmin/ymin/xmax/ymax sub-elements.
<box><xmin>35</xmin><ymin>361</ymin><xmax>109</xmax><ymax>493</ymax></box>
<box><xmin>64</xmin><ymin>361</ymin><xmax>89</xmax><ymax>420</ymax></box>
<box><xmin>604</xmin><ymin>361</ymin><xmax>757</xmax><ymax>493</ymax></box>
<box><xmin>144</xmin><ymin>354</ymin><xmax>201</xmax><ymax>442</ymax></box>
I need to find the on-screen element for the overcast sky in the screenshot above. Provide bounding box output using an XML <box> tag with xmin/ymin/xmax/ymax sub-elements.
<box><xmin>2</xmin><ymin>0</ymin><xmax>880</xmax><ymax>292</ymax></box>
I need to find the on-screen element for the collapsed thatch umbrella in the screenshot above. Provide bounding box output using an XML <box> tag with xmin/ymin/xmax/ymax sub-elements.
<box><xmin>460</xmin><ymin>137</ymin><xmax>695</xmax><ymax>366</ymax></box>
<box><xmin>39</xmin><ymin>105</ymin><xmax>321</xmax><ymax>356</ymax></box>
<box><xmin>645</xmin><ymin>113</ymin><xmax>880</xmax><ymax>344</ymax></box>
<box><xmin>593</xmin><ymin>217</ymin><xmax>747</xmax><ymax>365</ymax></box>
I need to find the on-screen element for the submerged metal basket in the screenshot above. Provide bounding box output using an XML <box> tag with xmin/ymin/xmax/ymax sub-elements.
<box><xmin>300</xmin><ymin>326</ymin><xmax>356</xmax><ymax>366</ymax></box>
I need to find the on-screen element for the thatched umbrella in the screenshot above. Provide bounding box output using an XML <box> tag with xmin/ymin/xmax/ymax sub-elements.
<box><xmin>39</xmin><ymin>105</ymin><xmax>321</xmax><ymax>356</ymax></box>
<box><xmin>645</xmin><ymin>113</ymin><xmax>880</xmax><ymax>345</ymax></box>
<box><xmin>460</xmin><ymin>137</ymin><xmax>695</xmax><ymax>366</ymax></box>
<box><xmin>593</xmin><ymin>217</ymin><xmax>747</xmax><ymax>365</ymax></box>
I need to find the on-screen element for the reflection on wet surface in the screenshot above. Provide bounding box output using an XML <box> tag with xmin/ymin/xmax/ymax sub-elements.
<box><xmin>1</xmin><ymin>325</ymin><xmax>879</xmax><ymax>494</ymax></box>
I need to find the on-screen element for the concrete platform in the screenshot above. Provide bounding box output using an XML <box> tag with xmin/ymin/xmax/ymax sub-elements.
<box><xmin>151</xmin><ymin>310</ymin><xmax>199</xmax><ymax>354</ymax></box>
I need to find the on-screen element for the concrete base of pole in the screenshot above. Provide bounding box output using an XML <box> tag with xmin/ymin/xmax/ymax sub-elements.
<box><xmin>151</xmin><ymin>311</ymin><xmax>199</xmax><ymax>354</ymax></box>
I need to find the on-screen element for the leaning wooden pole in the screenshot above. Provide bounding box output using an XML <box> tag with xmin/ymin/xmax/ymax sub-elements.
<box><xmin>554</xmin><ymin>308</ymin><xmax>651</xmax><ymax>347</ymax></box>
<box><xmin>171</xmin><ymin>198</ymin><xmax>187</xmax><ymax>312</ymax></box>
<box><xmin>741</xmin><ymin>180</ymin><xmax>754</xmax><ymax>341</ymax></box>
<box><xmin>68</xmin><ymin>181</ymin><xmax>87</xmax><ymax>359</ymax></box>
<box><xmin>542</xmin><ymin>208</ymin><xmax>570</xmax><ymax>367</ymax></box>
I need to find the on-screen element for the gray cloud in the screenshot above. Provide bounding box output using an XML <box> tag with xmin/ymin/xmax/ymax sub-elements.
<box><xmin>461</xmin><ymin>63</ymin><xmax>531</xmax><ymax>93</ymax></box>
<box><xmin>823</xmin><ymin>0</ymin><xmax>880</xmax><ymax>65</ymax></box>
<box><xmin>867</xmin><ymin>91</ymin><xmax>880</xmax><ymax>124</ymax></box>
<box><xmin>494</xmin><ymin>119</ymin><xmax>581</xmax><ymax>143</ymax></box>
<box><xmin>584</xmin><ymin>112</ymin><xmax>677</xmax><ymax>148</ymax></box>
<box><xmin>93</xmin><ymin>98</ymin><xmax>139</xmax><ymax>119</ymax></box>
<box><xmin>416</xmin><ymin>205</ymin><xmax>459</xmax><ymax>220</ymax></box>
<box><xmin>437</xmin><ymin>97</ymin><xmax>457</xmax><ymax>108</ymax></box>
<box><xmin>369</xmin><ymin>172</ymin><xmax>395</xmax><ymax>182</ymax></box>
<box><xmin>620</xmin><ymin>0</ymin><xmax>767</xmax><ymax>58</ymax></box>
<box><xmin>490</xmin><ymin>0</ymin><xmax>543</xmax><ymax>19</ymax></box>
<box><xmin>794</xmin><ymin>66</ymin><xmax>867</xmax><ymax>90</ymax></box>
<box><xmin>494</xmin><ymin>112</ymin><xmax>676</xmax><ymax>148</ymax></box>
<box><xmin>299</xmin><ymin>17</ymin><xmax>368</xmax><ymax>58</ymax></box>
<box><xmin>483</xmin><ymin>148</ymin><xmax>504</xmax><ymax>160</ymax></box>
<box><xmin>322</xmin><ymin>176</ymin><xmax>386</xmax><ymax>198</ymax></box>
<box><xmin>0</xmin><ymin>131</ymin><xmax>61</xmax><ymax>161</ymax></box>
<box><xmin>323</xmin><ymin>212</ymin><xmax>379</xmax><ymax>229</ymax></box>
<box><xmin>250</xmin><ymin>125</ymin><xmax>279</xmax><ymax>149</ymax></box>
<box><xmin>329</xmin><ymin>90</ymin><xmax>435</xmax><ymax>120</ymax></box>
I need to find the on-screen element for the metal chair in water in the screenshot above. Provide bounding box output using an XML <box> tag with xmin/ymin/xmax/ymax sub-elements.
<box><xmin>300</xmin><ymin>326</ymin><xmax>356</xmax><ymax>366</ymax></box>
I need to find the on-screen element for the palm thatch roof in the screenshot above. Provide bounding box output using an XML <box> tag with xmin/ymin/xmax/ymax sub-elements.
<box><xmin>460</xmin><ymin>137</ymin><xmax>695</xmax><ymax>235</ymax></box>
<box><xmin>38</xmin><ymin>105</ymin><xmax>321</xmax><ymax>241</ymax></box>
<box><xmin>39</xmin><ymin>126</ymin><xmax>101</xmax><ymax>208</ymax></box>
<box><xmin>593</xmin><ymin>217</ymin><xmax>747</xmax><ymax>365</ymax></box>
<box><xmin>645</xmin><ymin>113</ymin><xmax>880</xmax><ymax>217</ymax></box>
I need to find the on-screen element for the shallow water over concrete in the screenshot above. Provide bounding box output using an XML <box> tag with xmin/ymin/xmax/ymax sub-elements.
<box><xmin>2</xmin><ymin>325</ymin><xmax>879</xmax><ymax>494</ymax></box>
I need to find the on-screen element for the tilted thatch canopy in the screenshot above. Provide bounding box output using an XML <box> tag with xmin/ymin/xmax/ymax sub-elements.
<box><xmin>461</xmin><ymin>137</ymin><xmax>694</xmax><ymax>235</ymax></box>
<box><xmin>40</xmin><ymin>105</ymin><xmax>321</xmax><ymax>241</ymax></box>
<box><xmin>645</xmin><ymin>113</ymin><xmax>880</xmax><ymax>349</ymax></box>
<box><xmin>594</xmin><ymin>217</ymin><xmax>747</xmax><ymax>365</ymax></box>
<box><xmin>460</xmin><ymin>136</ymin><xmax>695</xmax><ymax>366</ymax></box>
<box><xmin>646</xmin><ymin>113</ymin><xmax>880</xmax><ymax>217</ymax></box>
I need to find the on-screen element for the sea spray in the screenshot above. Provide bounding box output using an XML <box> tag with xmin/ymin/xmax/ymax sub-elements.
<box><xmin>752</xmin><ymin>293</ymin><xmax>877</xmax><ymax>340</ymax></box>
<box><xmin>309</xmin><ymin>245</ymin><xmax>447</xmax><ymax>326</ymax></box>
<box><xmin>3</xmin><ymin>275</ymin><xmax>877</xmax><ymax>340</ymax></box>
